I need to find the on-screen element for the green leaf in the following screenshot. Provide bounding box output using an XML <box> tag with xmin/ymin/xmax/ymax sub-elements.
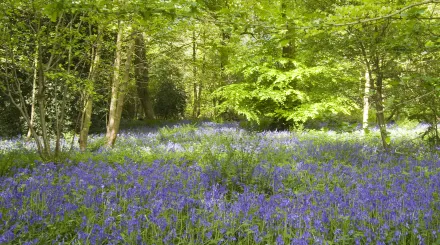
<box><xmin>279</xmin><ymin>39</ymin><xmax>291</xmax><ymax>47</ymax></box>
<box><xmin>425</xmin><ymin>40</ymin><xmax>435</xmax><ymax>48</ymax></box>
<box><xmin>385</xmin><ymin>135</ymin><xmax>391</xmax><ymax>145</ymax></box>
<box><xmin>364</xmin><ymin>128</ymin><xmax>370</xmax><ymax>134</ymax></box>
<box><xmin>388</xmin><ymin>80</ymin><xmax>400</xmax><ymax>86</ymax></box>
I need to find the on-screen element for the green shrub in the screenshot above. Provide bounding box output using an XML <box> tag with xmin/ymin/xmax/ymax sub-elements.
<box><xmin>396</xmin><ymin>119</ymin><xmax>420</xmax><ymax>130</ymax></box>
<box><xmin>154</xmin><ymin>80</ymin><xmax>187</xmax><ymax>119</ymax></box>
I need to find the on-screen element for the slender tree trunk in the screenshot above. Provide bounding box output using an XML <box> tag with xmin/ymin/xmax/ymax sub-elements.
<box><xmin>27</xmin><ymin>43</ymin><xmax>39</xmax><ymax>140</ymax></box>
<box><xmin>55</xmin><ymin>33</ymin><xmax>73</xmax><ymax>156</ymax></box>
<box><xmin>281</xmin><ymin>0</ymin><xmax>295</xmax><ymax>62</ymax></box>
<box><xmin>36</xmin><ymin>40</ymin><xmax>51</xmax><ymax>157</ymax></box>
<box><xmin>4</xmin><ymin>79</ymin><xmax>44</xmax><ymax>157</ymax></box>
<box><xmin>214</xmin><ymin>30</ymin><xmax>230</xmax><ymax>118</ymax></box>
<box><xmin>220</xmin><ymin>31</ymin><xmax>230</xmax><ymax>77</ymax></box>
<box><xmin>79</xmin><ymin>98</ymin><xmax>93</xmax><ymax>151</ymax></box>
<box><xmin>4</xmin><ymin>15</ymin><xmax>45</xmax><ymax>158</ymax></box>
<box><xmin>134</xmin><ymin>32</ymin><xmax>154</xmax><ymax>119</ymax></box>
<box><xmin>34</xmin><ymin>12</ymin><xmax>66</xmax><ymax>158</ymax></box>
<box><xmin>432</xmin><ymin>106</ymin><xmax>439</xmax><ymax>146</ymax></box>
<box><xmin>55</xmin><ymin>83</ymin><xmax>68</xmax><ymax>156</ymax></box>
<box><xmin>192</xmin><ymin>30</ymin><xmax>198</xmax><ymax>119</ymax></box>
<box><xmin>15</xmin><ymin>102</ymin><xmax>44</xmax><ymax>155</ymax></box>
<box><xmin>374</xmin><ymin>63</ymin><xmax>389</xmax><ymax>150</ymax></box>
<box><xmin>362</xmin><ymin>69</ymin><xmax>370</xmax><ymax>134</ymax></box>
<box><xmin>197</xmin><ymin>44</ymin><xmax>205</xmax><ymax>118</ymax></box>
<box><xmin>106</xmin><ymin>22</ymin><xmax>124</xmax><ymax>147</ymax></box>
<box><xmin>25</xmin><ymin>114</ymin><xmax>43</xmax><ymax>155</ymax></box>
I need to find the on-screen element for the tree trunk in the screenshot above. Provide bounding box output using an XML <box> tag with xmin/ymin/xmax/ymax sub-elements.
<box><xmin>134</xmin><ymin>32</ymin><xmax>154</xmax><ymax>120</ymax></box>
<box><xmin>36</xmin><ymin>41</ymin><xmax>51</xmax><ymax>157</ymax></box>
<box><xmin>5</xmin><ymin>15</ymin><xmax>45</xmax><ymax>158</ymax></box>
<box><xmin>79</xmin><ymin>98</ymin><xmax>93</xmax><ymax>151</ymax></box>
<box><xmin>215</xmin><ymin>30</ymin><xmax>230</xmax><ymax>118</ymax></box>
<box><xmin>220</xmin><ymin>32</ymin><xmax>230</xmax><ymax>76</ymax></box>
<box><xmin>4</xmin><ymin>79</ymin><xmax>44</xmax><ymax>157</ymax></box>
<box><xmin>113</xmin><ymin>39</ymin><xmax>135</xmax><ymax>135</ymax></box>
<box><xmin>281</xmin><ymin>0</ymin><xmax>295</xmax><ymax>62</ymax></box>
<box><xmin>55</xmin><ymin>83</ymin><xmax>68</xmax><ymax>156</ymax></box>
<box><xmin>374</xmin><ymin>65</ymin><xmax>389</xmax><ymax>150</ymax></box>
<box><xmin>359</xmin><ymin>41</ymin><xmax>388</xmax><ymax>149</ymax></box>
<box><xmin>197</xmin><ymin>45</ymin><xmax>205</xmax><ymax>118</ymax></box>
<box><xmin>79</xmin><ymin>27</ymin><xmax>101</xmax><ymax>151</ymax></box>
<box><xmin>27</xmin><ymin>43</ymin><xmax>39</xmax><ymax>140</ymax></box>
<box><xmin>432</xmin><ymin>106</ymin><xmax>439</xmax><ymax>146</ymax></box>
<box><xmin>192</xmin><ymin>30</ymin><xmax>198</xmax><ymax>119</ymax></box>
<box><xmin>55</xmin><ymin>34</ymin><xmax>72</xmax><ymax>156</ymax></box>
<box><xmin>362</xmin><ymin>69</ymin><xmax>370</xmax><ymax>134</ymax></box>
<box><xmin>106</xmin><ymin>22</ymin><xmax>124</xmax><ymax>148</ymax></box>
<box><xmin>106</xmin><ymin>23</ymin><xmax>134</xmax><ymax>148</ymax></box>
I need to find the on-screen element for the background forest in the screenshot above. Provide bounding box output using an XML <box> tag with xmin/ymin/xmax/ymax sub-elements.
<box><xmin>1</xmin><ymin>0</ymin><xmax>439</xmax><ymax>156</ymax></box>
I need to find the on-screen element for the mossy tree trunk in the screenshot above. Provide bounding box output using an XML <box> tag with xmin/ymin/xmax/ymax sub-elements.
<box><xmin>79</xmin><ymin>26</ymin><xmax>101</xmax><ymax>151</ymax></box>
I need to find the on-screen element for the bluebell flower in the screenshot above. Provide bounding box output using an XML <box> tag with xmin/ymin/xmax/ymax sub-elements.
<box><xmin>276</xmin><ymin>235</ymin><xmax>284</xmax><ymax>245</ymax></box>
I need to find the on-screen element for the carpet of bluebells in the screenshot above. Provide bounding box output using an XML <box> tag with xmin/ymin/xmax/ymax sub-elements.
<box><xmin>0</xmin><ymin>122</ymin><xmax>439</xmax><ymax>244</ymax></box>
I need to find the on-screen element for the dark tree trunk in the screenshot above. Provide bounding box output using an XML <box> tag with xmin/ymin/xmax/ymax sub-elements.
<box><xmin>281</xmin><ymin>0</ymin><xmax>295</xmax><ymax>62</ymax></box>
<box><xmin>134</xmin><ymin>32</ymin><xmax>154</xmax><ymax>120</ymax></box>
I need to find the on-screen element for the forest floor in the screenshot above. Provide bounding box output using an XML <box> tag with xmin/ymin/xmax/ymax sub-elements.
<box><xmin>0</xmin><ymin>122</ymin><xmax>439</xmax><ymax>244</ymax></box>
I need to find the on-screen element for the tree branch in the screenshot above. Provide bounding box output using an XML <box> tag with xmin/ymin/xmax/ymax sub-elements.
<box><xmin>326</xmin><ymin>0</ymin><xmax>440</xmax><ymax>27</ymax></box>
<box><xmin>197</xmin><ymin>0</ymin><xmax>440</xmax><ymax>30</ymax></box>
<box><xmin>389</xmin><ymin>89</ymin><xmax>437</xmax><ymax>114</ymax></box>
